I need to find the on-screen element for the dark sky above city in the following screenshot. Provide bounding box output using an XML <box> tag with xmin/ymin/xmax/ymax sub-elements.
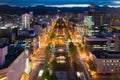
<box><xmin>0</xmin><ymin>0</ymin><xmax>120</xmax><ymax>7</ymax></box>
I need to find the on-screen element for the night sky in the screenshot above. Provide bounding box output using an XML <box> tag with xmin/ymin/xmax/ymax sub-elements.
<box><xmin>0</xmin><ymin>0</ymin><xmax>120</xmax><ymax>7</ymax></box>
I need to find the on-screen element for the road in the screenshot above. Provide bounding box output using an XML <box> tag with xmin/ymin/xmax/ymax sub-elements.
<box><xmin>29</xmin><ymin>47</ymin><xmax>46</xmax><ymax>80</ymax></box>
<box><xmin>76</xmin><ymin>44</ymin><xmax>93</xmax><ymax>80</ymax></box>
<box><xmin>29</xmin><ymin>18</ymin><xmax>58</xmax><ymax>80</ymax></box>
<box><xmin>29</xmin><ymin>17</ymin><xmax>92</xmax><ymax>80</ymax></box>
<box><xmin>47</xmin><ymin>18</ymin><xmax>77</xmax><ymax>80</ymax></box>
<box><xmin>65</xmin><ymin>18</ymin><xmax>92</xmax><ymax>80</ymax></box>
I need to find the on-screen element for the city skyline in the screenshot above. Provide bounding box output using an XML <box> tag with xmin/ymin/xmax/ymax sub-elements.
<box><xmin>0</xmin><ymin>0</ymin><xmax>120</xmax><ymax>7</ymax></box>
<box><xmin>0</xmin><ymin>0</ymin><xmax>120</xmax><ymax>80</ymax></box>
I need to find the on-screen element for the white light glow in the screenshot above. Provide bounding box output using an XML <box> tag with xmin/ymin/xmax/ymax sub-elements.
<box><xmin>58</xmin><ymin>48</ymin><xmax>64</xmax><ymax>52</ymax></box>
<box><xmin>113</xmin><ymin>1</ymin><xmax>120</xmax><ymax>4</ymax></box>
<box><xmin>46</xmin><ymin>4</ymin><xmax>90</xmax><ymax>8</ymax></box>
<box><xmin>108</xmin><ymin>5</ymin><xmax>120</xmax><ymax>8</ymax></box>
<box><xmin>38</xmin><ymin>70</ymin><xmax>44</xmax><ymax>77</ymax></box>
<box><xmin>0</xmin><ymin>27</ymin><xmax>7</xmax><ymax>29</ymax></box>
<box><xmin>76</xmin><ymin>72</ymin><xmax>81</xmax><ymax>77</ymax></box>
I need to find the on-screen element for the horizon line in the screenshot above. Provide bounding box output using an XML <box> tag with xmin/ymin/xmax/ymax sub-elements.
<box><xmin>0</xmin><ymin>4</ymin><xmax>120</xmax><ymax>8</ymax></box>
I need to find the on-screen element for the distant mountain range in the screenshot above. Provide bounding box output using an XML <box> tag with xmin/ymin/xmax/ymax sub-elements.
<box><xmin>0</xmin><ymin>5</ymin><xmax>120</xmax><ymax>15</ymax></box>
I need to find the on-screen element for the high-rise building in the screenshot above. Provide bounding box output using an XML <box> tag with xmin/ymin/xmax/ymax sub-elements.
<box><xmin>29</xmin><ymin>12</ymin><xmax>33</xmax><ymax>19</ymax></box>
<box><xmin>84</xmin><ymin>11</ymin><xmax>110</xmax><ymax>36</ymax></box>
<box><xmin>22</xmin><ymin>13</ymin><xmax>30</xmax><ymax>29</ymax></box>
<box><xmin>90</xmin><ymin>3</ymin><xmax>95</xmax><ymax>13</ymax></box>
<box><xmin>83</xmin><ymin>16</ymin><xmax>94</xmax><ymax>36</ymax></box>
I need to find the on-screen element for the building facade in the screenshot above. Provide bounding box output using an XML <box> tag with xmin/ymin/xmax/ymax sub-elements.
<box><xmin>0</xmin><ymin>45</ymin><xmax>26</xmax><ymax>80</ymax></box>
<box><xmin>92</xmin><ymin>51</ymin><xmax>120</xmax><ymax>73</ymax></box>
<box><xmin>22</xmin><ymin>13</ymin><xmax>30</xmax><ymax>30</ymax></box>
<box><xmin>84</xmin><ymin>36</ymin><xmax>110</xmax><ymax>51</ymax></box>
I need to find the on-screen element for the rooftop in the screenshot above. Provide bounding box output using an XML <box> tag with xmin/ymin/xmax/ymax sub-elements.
<box><xmin>92</xmin><ymin>50</ymin><xmax>120</xmax><ymax>59</ymax></box>
<box><xmin>86</xmin><ymin>34</ymin><xmax>106</xmax><ymax>38</ymax></box>
<box><xmin>0</xmin><ymin>43</ymin><xmax>7</xmax><ymax>48</ymax></box>
<box><xmin>16</xmin><ymin>30</ymin><xmax>37</xmax><ymax>40</ymax></box>
<box><xmin>0</xmin><ymin>44</ymin><xmax>25</xmax><ymax>70</ymax></box>
<box><xmin>85</xmin><ymin>34</ymin><xmax>108</xmax><ymax>42</ymax></box>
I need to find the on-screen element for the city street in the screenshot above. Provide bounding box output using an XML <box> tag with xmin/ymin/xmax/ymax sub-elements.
<box><xmin>28</xmin><ymin>17</ymin><xmax>120</xmax><ymax>80</ymax></box>
<box><xmin>0</xmin><ymin>1</ymin><xmax>120</xmax><ymax>80</ymax></box>
<box><xmin>29</xmin><ymin>47</ymin><xmax>46</xmax><ymax>80</ymax></box>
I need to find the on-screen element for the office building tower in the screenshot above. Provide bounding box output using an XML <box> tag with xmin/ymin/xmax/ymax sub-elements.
<box><xmin>22</xmin><ymin>13</ymin><xmax>30</xmax><ymax>29</ymax></box>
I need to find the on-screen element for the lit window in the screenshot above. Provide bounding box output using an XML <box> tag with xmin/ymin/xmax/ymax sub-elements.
<box><xmin>111</xmin><ymin>69</ymin><xmax>113</xmax><ymax>72</ymax></box>
<box><xmin>107</xmin><ymin>60</ymin><xmax>109</xmax><ymax>62</ymax></box>
<box><xmin>103</xmin><ymin>60</ymin><xmax>105</xmax><ymax>62</ymax></box>
<box><xmin>107</xmin><ymin>64</ymin><xmax>109</xmax><ymax>66</ymax></box>
<box><xmin>113</xmin><ymin>60</ymin><xmax>116</xmax><ymax>62</ymax></box>
<box><xmin>116</xmin><ymin>60</ymin><xmax>119</xmax><ymax>62</ymax></box>
<box><xmin>111</xmin><ymin>63</ymin><xmax>114</xmax><ymax>65</ymax></box>
<box><xmin>110</xmin><ymin>60</ymin><xmax>112</xmax><ymax>62</ymax></box>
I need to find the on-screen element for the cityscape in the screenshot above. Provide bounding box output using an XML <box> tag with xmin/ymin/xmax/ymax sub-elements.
<box><xmin>0</xmin><ymin>0</ymin><xmax>120</xmax><ymax>80</ymax></box>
